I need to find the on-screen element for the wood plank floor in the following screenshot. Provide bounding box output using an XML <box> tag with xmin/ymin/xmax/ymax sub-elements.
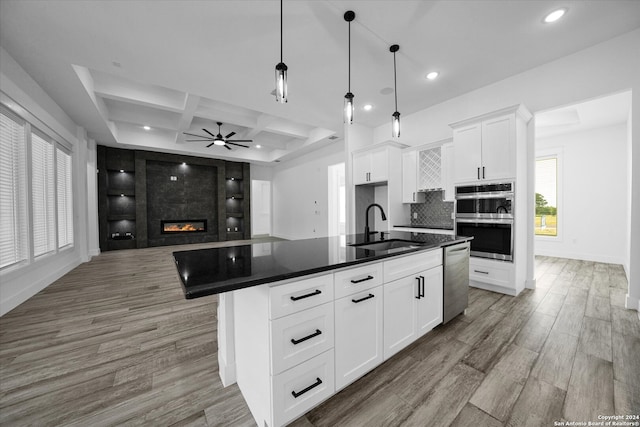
<box><xmin>1</xmin><ymin>247</ymin><xmax>639</xmax><ymax>426</ymax></box>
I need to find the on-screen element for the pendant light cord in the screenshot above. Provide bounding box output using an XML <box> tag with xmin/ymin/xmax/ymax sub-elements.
<box><xmin>280</xmin><ymin>0</ymin><xmax>283</xmax><ymax>63</ymax></box>
<box><xmin>348</xmin><ymin>20</ymin><xmax>351</xmax><ymax>93</ymax></box>
<box><xmin>393</xmin><ymin>51</ymin><xmax>398</xmax><ymax>111</ymax></box>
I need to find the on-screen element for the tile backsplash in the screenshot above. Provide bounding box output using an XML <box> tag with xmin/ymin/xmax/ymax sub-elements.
<box><xmin>411</xmin><ymin>191</ymin><xmax>454</xmax><ymax>228</ymax></box>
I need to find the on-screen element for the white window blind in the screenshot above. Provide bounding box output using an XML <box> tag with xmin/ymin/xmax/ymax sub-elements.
<box><xmin>31</xmin><ymin>130</ymin><xmax>56</xmax><ymax>257</ymax></box>
<box><xmin>0</xmin><ymin>108</ymin><xmax>28</xmax><ymax>269</ymax></box>
<box><xmin>56</xmin><ymin>147</ymin><xmax>73</xmax><ymax>248</ymax></box>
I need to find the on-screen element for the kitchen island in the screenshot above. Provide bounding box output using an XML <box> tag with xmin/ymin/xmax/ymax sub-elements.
<box><xmin>173</xmin><ymin>232</ymin><xmax>471</xmax><ymax>427</ymax></box>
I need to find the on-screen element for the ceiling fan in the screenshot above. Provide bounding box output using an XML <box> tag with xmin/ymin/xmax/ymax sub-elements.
<box><xmin>183</xmin><ymin>122</ymin><xmax>252</xmax><ymax>150</ymax></box>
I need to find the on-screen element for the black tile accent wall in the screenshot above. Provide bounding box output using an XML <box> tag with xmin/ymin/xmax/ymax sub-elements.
<box><xmin>410</xmin><ymin>190</ymin><xmax>454</xmax><ymax>229</ymax></box>
<box><xmin>145</xmin><ymin>160</ymin><xmax>218</xmax><ymax>247</ymax></box>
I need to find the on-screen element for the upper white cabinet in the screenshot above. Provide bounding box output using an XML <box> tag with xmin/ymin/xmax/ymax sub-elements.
<box><xmin>402</xmin><ymin>139</ymin><xmax>454</xmax><ymax>203</ymax></box>
<box><xmin>401</xmin><ymin>150</ymin><xmax>425</xmax><ymax>203</ymax></box>
<box><xmin>353</xmin><ymin>146</ymin><xmax>390</xmax><ymax>185</ymax></box>
<box><xmin>450</xmin><ymin>105</ymin><xmax>531</xmax><ymax>184</ymax></box>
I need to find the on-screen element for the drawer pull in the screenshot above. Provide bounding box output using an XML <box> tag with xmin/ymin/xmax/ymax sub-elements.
<box><xmin>352</xmin><ymin>293</ymin><xmax>375</xmax><ymax>304</ymax></box>
<box><xmin>350</xmin><ymin>275</ymin><xmax>374</xmax><ymax>284</ymax></box>
<box><xmin>291</xmin><ymin>329</ymin><xmax>322</xmax><ymax>345</ymax></box>
<box><xmin>290</xmin><ymin>289</ymin><xmax>321</xmax><ymax>301</ymax></box>
<box><xmin>474</xmin><ymin>269</ymin><xmax>489</xmax><ymax>275</ymax></box>
<box><xmin>291</xmin><ymin>377</ymin><xmax>323</xmax><ymax>398</ymax></box>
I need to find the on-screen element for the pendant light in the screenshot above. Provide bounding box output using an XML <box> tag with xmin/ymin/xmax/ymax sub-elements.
<box><xmin>275</xmin><ymin>0</ymin><xmax>288</xmax><ymax>103</ymax></box>
<box><xmin>390</xmin><ymin>44</ymin><xmax>401</xmax><ymax>138</ymax></box>
<box><xmin>344</xmin><ymin>11</ymin><xmax>355</xmax><ymax>124</ymax></box>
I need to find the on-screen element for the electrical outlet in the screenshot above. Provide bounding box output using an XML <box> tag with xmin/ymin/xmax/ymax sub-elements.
<box><xmin>413</xmin><ymin>212</ymin><xmax>418</xmax><ymax>219</ymax></box>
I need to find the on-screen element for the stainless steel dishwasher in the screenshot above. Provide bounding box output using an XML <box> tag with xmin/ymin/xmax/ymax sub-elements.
<box><xmin>443</xmin><ymin>241</ymin><xmax>470</xmax><ymax>324</ymax></box>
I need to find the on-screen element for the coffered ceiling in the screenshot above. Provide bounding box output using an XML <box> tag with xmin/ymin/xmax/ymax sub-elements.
<box><xmin>1</xmin><ymin>1</ymin><xmax>639</xmax><ymax>164</ymax></box>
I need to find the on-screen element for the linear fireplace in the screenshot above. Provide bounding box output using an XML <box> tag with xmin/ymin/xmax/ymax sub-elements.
<box><xmin>161</xmin><ymin>220</ymin><xmax>207</xmax><ymax>234</ymax></box>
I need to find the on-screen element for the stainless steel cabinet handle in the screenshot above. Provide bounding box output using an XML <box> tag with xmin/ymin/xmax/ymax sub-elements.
<box><xmin>474</xmin><ymin>269</ymin><xmax>489</xmax><ymax>275</ymax></box>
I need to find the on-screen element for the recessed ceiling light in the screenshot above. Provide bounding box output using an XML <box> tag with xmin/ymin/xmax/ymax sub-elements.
<box><xmin>143</xmin><ymin>125</ymin><xmax>151</xmax><ymax>131</ymax></box>
<box><xmin>426</xmin><ymin>71</ymin><xmax>439</xmax><ymax>80</ymax></box>
<box><xmin>363</xmin><ymin>104</ymin><xmax>373</xmax><ymax>111</ymax></box>
<box><xmin>543</xmin><ymin>8</ymin><xmax>567</xmax><ymax>23</ymax></box>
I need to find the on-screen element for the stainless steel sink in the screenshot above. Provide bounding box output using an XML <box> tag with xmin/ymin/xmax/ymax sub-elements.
<box><xmin>349</xmin><ymin>239</ymin><xmax>421</xmax><ymax>251</ymax></box>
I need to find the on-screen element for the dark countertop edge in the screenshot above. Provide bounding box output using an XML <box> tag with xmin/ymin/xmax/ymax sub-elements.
<box><xmin>177</xmin><ymin>236</ymin><xmax>472</xmax><ymax>299</ymax></box>
<box><xmin>393</xmin><ymin>224</ymin><xmax>455</xmax><ymax>230</ymax></box>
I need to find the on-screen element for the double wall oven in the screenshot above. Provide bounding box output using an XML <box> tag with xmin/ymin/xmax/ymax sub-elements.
<box><xmin>455</xmin><ymin>182</ymin><xmax>514</xmax><ymax>261</ymax></box>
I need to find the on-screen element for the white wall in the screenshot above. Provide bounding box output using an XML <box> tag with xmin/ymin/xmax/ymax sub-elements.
<box><xmin>535</xmin><ymin>124</ymin><xmax>628</xmax><ymax>265</ymax></box>
<box><xmin>0</xmin><ymin>47</ymin><xmax>93</xmax><ymax>316</ymax></box>
<box><xmin>371</xmin><ymin>29</ymin><xmax>640</xmax><ymax>312</ymax></box>
<box><xmin>271</xmin><ymin>141</ymin><xmax>345</xmax><ymax>240</ymax></box>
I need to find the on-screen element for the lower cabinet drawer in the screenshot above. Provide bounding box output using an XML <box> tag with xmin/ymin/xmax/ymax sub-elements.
<box><xmin>271</xmin><ymin>349</ymin><xmax>335</xmax><ymax>427</ymax></box>
<box><xmin>469</xmin><ymin>258</ymin><xmax>513</xmax><ymax>287</ymax></box>
<box><xmin>269</xmin><ymin>274</ymin><xmax>334</xmax><ymax>320</ymax></box>
<box><xmin>383</xmin><ymin>249</ymin><xmax>442</xmax><ymax>283</ymax></box>
<box><xmin>334</xmin><ymin>262</ymin><xmax>383</xmax><ymax>299</ymax></box>
<box><xmin>270</xmin><ymin>302</ymin><xmax>334</xmax><ymax>375</ymax></box>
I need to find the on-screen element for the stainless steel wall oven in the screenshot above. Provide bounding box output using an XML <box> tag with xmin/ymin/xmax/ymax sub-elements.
<box><xmin>455</xmin><ymin>183</ymin><xmax>514</xmax><ymax>261</ymax></box>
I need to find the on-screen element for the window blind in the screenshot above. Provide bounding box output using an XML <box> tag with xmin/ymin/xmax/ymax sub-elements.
<box><xmin>0</xmin><ymin>108</ymin><xmax>28</xmax><ymax>269</ymax></box>
<box><xmin>31</xmin><ymin>130</ymin><xmax>55</xmax><ymax>257</ymax></box>
<box><xmin>56</xmin><ymin>147</ymin><xmax>73</xmax><ymax>248</ymax></box>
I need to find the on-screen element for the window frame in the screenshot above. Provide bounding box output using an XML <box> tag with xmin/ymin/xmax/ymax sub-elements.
<box><xmin>535</xmin><ymin>149</ymin><xmax>563</xmax><ymax>241</ymax></box>
<box><xmin>0</xmin><ymin>99</ymin><xmax>74</xmax><ymax>273</ymax></box>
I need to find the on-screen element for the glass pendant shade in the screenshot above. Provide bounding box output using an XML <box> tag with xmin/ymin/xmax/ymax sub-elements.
<box><xmin>392</xmin><ymin>111</ymin><xmax>401</xmax><ymax>138</ymax></box>
<box><xmin>344</xmin><ymin>92</ymin><xmax>354</xmax><ymax>124</ymax></box>
<box><xmin>275</xmin><ymin>62</ymin><xmax>288</xmax><ymax>103</ymax></box>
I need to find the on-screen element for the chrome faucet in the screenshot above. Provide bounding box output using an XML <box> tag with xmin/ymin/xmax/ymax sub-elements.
<box><xmin>364</xmin><ymin>203</ymin><xmax>387</xmax><ymax>241</ymax></box>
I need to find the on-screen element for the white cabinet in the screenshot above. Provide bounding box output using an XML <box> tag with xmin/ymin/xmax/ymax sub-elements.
<box><xmin>383</xmin><ymin>265</ymin><xmax>443</xmax><ymax>359</ymax></box>
<box><xmin>419</xmin><ymin>146</ymin><xmax>443</xmax><ymax>191</ymax></box>
<box><xmin>441</xmin><ymin>142</ymin><xmax>454</xmax><ymax>201</ymax></box>
<box><xmin>401</xmin><ymin>150</ymin><xmax>425</xmax><ymax>203</ymax></box>
<box><xmin>353</xmin><ymin>146</ymin><xmax>389</xmax><ymax>185</ymax></box>
<box><xmin>334</xmin><ymin>286</ymin><xmax>384</xmax><ymax>390</ymax></box>
<box><xmin>451</xmin><ymin>105</ymin><xmax>531</xmax><ymax>184</ymax></box>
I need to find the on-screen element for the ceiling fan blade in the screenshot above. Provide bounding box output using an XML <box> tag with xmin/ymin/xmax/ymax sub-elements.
<box><xmin>206</xmin><ymin>142</ymin><xmax>215</xmax><ymax>148</ymax></box>
<box><xmin>183</xmin><ymin>132</ymin><xmax>212</xmax><ymax>139</ymax></box>
<box><xmin>185</xmin><ymin>139</ymin><xmax>214</xmax><ymax>142</ymax></box>
<box><xmin>226</xmin><ymin>142</ymin><xmax>249</xmax><ymax>148</ymax></box>
<box><xmin>227</xmin><ymin>139</ymin><xmax>253</xmax><ymax>143</ymax></box>
<box><xmin>225</xmin><ymin>131</ymin><xmax>236</xmax><ymax>139</ymax></box>
<box><xmin>202</xmin><ymin>128</ymin><xmax>217</xmax><ymax>138</ymax></box>
<box><xmin>224</xmin><ymin>144</ymin><xmax>232</xmax><ymax>150</ymax></box>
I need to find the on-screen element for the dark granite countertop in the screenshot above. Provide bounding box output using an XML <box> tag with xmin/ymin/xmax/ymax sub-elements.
<box><xmin>173</xmin><ymin>231</ymin><xmax>472</xmax><ymax>299</ymax></box>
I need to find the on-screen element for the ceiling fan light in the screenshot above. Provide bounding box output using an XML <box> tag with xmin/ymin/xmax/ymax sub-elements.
<box><xmin>275</xmin><ymin>62</ymin><xmax>288</xmax><ymax>103</ymax></box>
<box><xmin>213</xmin><ymin>138</ymin><xmax>226</xmax><ymax>146</ymax></box>
<box><xmin>344</xmin><ymin>92</ymin><xmax>354</xmax><ymax>124</ymax></box>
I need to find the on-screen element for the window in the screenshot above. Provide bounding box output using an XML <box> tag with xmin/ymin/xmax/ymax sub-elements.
<box><xmin>535</xmin><ymin>157</ymin><xmax>558</xmax><ymax>236</ymax></box>
<box><xmin>0</xmin><ymin>102</ymin><xmax>74</xmax><ymax>270</ymax></box>
<box><xmin>0</xmin><ymin>107</ymin><xmax>28</xmax><ymax>268</ymax></box>
<box><xmin>31</xmin><ymin>130</ymin><xmax>56</xmax><ymax>256</ymax></box>
<box><xmin>57</xmin><ymin>148</ymin><xmax>73</xmax><ymax>247</ymax></box>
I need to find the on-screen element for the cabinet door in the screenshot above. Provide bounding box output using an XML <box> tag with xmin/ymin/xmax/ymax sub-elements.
<box><xmin>481</xmin><ymin>114</ymin><xmax>515</xmax><ymax>181</ymax></box>
<box><xmin>419</xmin><ymin>147</ymin><xmax>443</xmax><ymax>191</ymax></box>
<box><xmin>383</xmin><ymin>275</ymin><xmax>418</xmax><ymax>360</ymax></box>
<box><xmin>369</xmin><ymin>147</ymin><xmax>388</xmax><ymax>183</ymax></box>
<box><xmin>334</xmin><ymin>287</ymin><xmax>384</xmax><ymax>390</ymax></box>
<box><xmin>441</xmin><ymin>143</ymin><xmax>455</xmax><ymax>201</ymax></box>
<box><xmin>352</xmin><ymin>151</ymin><xmax>371</xmax><ymax>185</ymax></box>
<box><xmin>416</xmin><ymin>266</ymin><xmax>443</xmax><ymax>337</ymax></box>
<box><xmin>402</xmin><ymin>150</ymin><xmax>418</xmax><ymax>203</ymax></box>
<box><xmin>452</xmin><ymin>123</ymin><xmax>482</xmax><ymax>183</ymax></box>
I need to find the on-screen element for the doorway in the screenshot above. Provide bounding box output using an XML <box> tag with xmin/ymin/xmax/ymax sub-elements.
<box><xmin>533</xmin><ymin>91</ymin><xmax>631</xmax><ymax>276</ymax></box>
<box><xmin>251</xmin><ymin>180</ymin><xmax>271</xmax><ymax>237</ymax></box>
<box><xmin>328</xmin><ymin>163</ymin><xmax>346</xmax><ymax>236</ymax></box>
